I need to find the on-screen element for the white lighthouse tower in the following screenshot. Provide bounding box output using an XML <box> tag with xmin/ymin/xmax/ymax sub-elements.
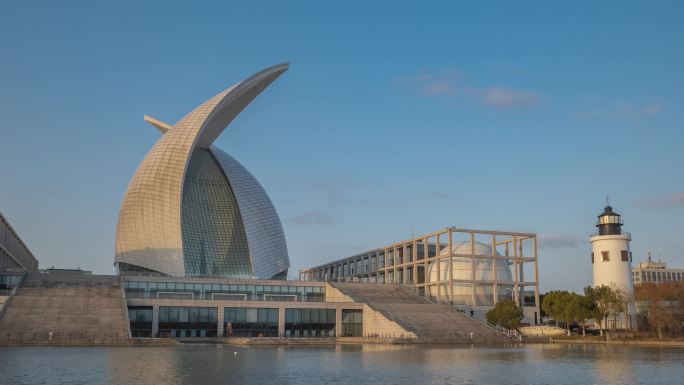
<box><xmin>589</xmin><ymin>204</ymin><xmax>635</xmax><ymax>329</ymax></box>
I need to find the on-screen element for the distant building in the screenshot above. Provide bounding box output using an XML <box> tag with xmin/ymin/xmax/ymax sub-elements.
<box><xmin>632</xmin><ymin>255</ymin><xmax>684</xmax><ymax>285</ymax></box>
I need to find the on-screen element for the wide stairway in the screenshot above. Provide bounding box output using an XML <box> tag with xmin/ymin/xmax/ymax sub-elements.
<box><xmin>330</xmin><ymin>282</ymin><xmax>510</xmax><ymax>343</ymax></box>
<box><xmin>0</xmin><ymin>272</ymin><xmax>129</xmax><ymax>343</ymax></box>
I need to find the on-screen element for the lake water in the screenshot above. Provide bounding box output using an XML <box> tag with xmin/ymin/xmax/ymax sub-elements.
<box><xmin>1</xmin><ymin>343</ymin><xmax>682</xmax><ymax>385</ymax></box>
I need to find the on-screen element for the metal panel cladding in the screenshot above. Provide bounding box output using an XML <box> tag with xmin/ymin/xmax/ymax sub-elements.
<box><xmin>115</xmin><ymin>64</ymin><xmax>290</xmax><ymax>279</ymax></box>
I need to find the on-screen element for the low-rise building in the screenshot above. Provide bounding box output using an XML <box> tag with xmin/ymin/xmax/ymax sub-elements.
<box><xmin>632</xmin><ymin>256</ymin><xmax>684</xmax><ymax>285</ymax></box>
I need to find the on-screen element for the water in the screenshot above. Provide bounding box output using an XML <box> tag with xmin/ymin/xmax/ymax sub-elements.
<box><xmin>1</xmin><ymin>344</ymin><xmax>682</xmax><ymax>385</ymax></box>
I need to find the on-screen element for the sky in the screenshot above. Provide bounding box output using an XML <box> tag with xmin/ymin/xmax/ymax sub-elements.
<box><xmin>1</xmin><ymin>1</ymin><xmax>682</xmax><ymax>292</ymax></box>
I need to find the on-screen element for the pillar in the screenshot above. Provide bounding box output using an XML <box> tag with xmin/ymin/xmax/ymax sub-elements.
<box><xmin>491</xmin><ymin>234</ymin><xmax>498</xmax><ymax>305</ymax></box>
<box><xmin>470</xmin><ymin>232</ymin><xmax>476</xmax><ymax>307</ymax></box>
<box><xmin>217</xmin><ymin>306</ymin><xmax>224</xmax><ymax>337</ymax></box>
<box><xmin>335</xmin><ymin>308</ymin><xmax>343</xmax><ymax>337</ymax></box>
<box><xmin>152</xmin><ymin>305</ymin><xmax>159</xmax><ymax>337</ymax></box>
<box><xmin>278</xmin><ymin>305</ymin><xmax>285</xmax><ymax>337</ymax></box>
<box><xmin>513</xmin><ymin>236</ymin><xmax>520</xmax><ymax>306</ymax></box>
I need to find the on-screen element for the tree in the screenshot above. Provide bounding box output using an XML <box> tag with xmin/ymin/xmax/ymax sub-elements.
<box><xmin>541</xmin><ymin>290</ymin><xmax>575</xmax><ymax>334</ymax></box>
<box><xmin>607</xmin><ymin>285</ymin><xmax>626</xmax><ymax>331</ymax></box>
<box><xmin>585</xmin><ymin>286</ymin><xmax>609</xmax><ymax>335</ymax></box>
<box><xmin>486</xmin><ymin>299</ymin><xmax>523</xmax><ymax>329</ymax></box>
<box><xmin>585</xmin><ymin>285</ymin><xmax>624</xmax><ymax>335</ymax></box>
<box><xmin>567</xmin><ymin>293</ymin><xmax>596</xmax><ymax>336</ymax></box>
<box><xmin>636</xmin><ymin>283</ymin><xmax>667</xmax><ymax>339</ymax></box>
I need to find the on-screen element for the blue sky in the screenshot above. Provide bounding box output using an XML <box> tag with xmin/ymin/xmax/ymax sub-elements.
<box><xmin>1</xmin><ymin>1</ymin><xmax>682</xmax><ymax>291</ymax></box>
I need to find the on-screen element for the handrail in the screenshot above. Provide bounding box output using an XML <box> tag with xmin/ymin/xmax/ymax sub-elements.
<box><xmin>590</xmin><ymin>232</ymin><xmax>631</xmax><ymax>238</ymax></box>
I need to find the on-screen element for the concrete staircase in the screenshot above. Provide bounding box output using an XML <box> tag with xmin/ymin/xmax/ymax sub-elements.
<box><xmin>0</xmin><ymin>272</ymin><xmax>129</xmax><ymax>343</ymax></box>
<box><xmin>330</xmin><ymin>282</ymin><xmax>510</xmax><ymax>343</ymax></box>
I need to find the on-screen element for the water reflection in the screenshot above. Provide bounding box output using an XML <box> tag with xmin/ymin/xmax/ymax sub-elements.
<box><xmin>1</xmin><ymin>344</ymin><xmax>683</xmax><ymax>385</ymax></box>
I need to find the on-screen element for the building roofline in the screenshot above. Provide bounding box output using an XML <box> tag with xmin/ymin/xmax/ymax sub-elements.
<box><xmin>0</xmin><ymin>210</ymin><xmax>39</xmax><ymax>268</ymax></box>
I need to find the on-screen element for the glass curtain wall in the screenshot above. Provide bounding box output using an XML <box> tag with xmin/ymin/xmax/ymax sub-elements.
<box><xmin>158</xmin><ymin>307</ymin><xmax>218</xmax><ymax>337</ymax></box>
<box><xmin>123</xmin><ymin>280</ymin><xmax>325</xmax><ymax>302</ymax></box>
<box><xmin>224</xmin><ymin>307</ymin><xmax>278</xmax><ymax>337</ymax></box>
<box><xmin>284</xmin><ymin>308</ymin><xmax>336</xmax><ymax>337</ymax></box>
<box><xmin>341</xmin><ymin>310</ymin><xmax>363</xmax><ymax>337</ymax></box>
<box><xmin>127</xmin><ymin>306</ymin><xmax>153</xmax><ymax>337</ymax></box>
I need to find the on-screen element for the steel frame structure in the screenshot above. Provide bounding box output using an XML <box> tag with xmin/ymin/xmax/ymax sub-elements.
<box><xmin>299</xmin><ymin>227</ymin><xmax>540</xmax><ymax>313</ymax></box>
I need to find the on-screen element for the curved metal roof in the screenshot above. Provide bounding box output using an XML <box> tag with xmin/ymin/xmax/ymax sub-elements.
<box><xmin>115</xmin><ymin>64</ymin><xmax>290</xmax><ymax>277</ymax></box>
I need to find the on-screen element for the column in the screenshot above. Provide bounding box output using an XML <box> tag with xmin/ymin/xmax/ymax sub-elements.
<box><xmin>470</xmin><ymin>232</ymin><xmax>476</xmax><ymax>307</ymax></box>
<box><xmin>335</xmin><ymin>308</ymin><xmax>343</xmax><ymax>337</ymax></box>
<box><xmin>448</xmin><ymin>230</ymin><xmax>453</xmax><ymax>304</ymax></box>
<box><xmin>513</xmin><ymin>236</ymin><xmax>520</xmax><ymax>306</ymax></box>
<box><xmin>217</xmin><ymin>306</ymin><xmax>224</xmax><ymax>337</ymax></box>
<box><xmin>278</xmin><ymin>305</ymin><xmax>286</xmax><ymax>337</ymax></box>
<box><xmin>533</xmin><ymin>236</ymin><xmax>540</xmax><ymax>324</ymax></box>
<box><xmin>152</xmin><ymin>305</ymin><xmax>159</xmax><ymax>337</ymax></box>
<box><xmin>491</xmin><ymin>234</ymin><xmax>497</xmax><ymax>305</ymax></box>
<box><xmin>435</xmin><ymin>234</ymin><xmax>441</xmax><ymax>303</ymax></box>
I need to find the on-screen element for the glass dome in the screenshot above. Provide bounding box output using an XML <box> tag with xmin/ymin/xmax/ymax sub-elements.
<box><xmin>427</xmin><ymin>241</ymin><xmax>513</xmax><ymax>306</ymax></box>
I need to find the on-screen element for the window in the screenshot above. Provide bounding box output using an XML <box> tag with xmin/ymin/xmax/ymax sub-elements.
<box><xmin>601</xmin><ymin>251</ymin><xmax>609</xmax><ymax>262</ymax></box>
<box><xmin>224</xmin><ymin>307</ymin><xmax>278</xmax><ymax>337</ymax></box>
<box><xmin>158</xmin><ymin>307</ymin><xmax>218</xmax><ymax>338</ymax></box>
<box><xmin>128</xmin><ymin>306</ymin><xmax>153</xmax><ymax>338</ymax></box>
<box><xmin>621</xmin><ymin>250</ymin><xmax>629</xmax><ymax>262</ymax></box>
<box><xmin>341</xmin><ymin>309</ymin><xmax>363</xmax><ymax>337</ymax></box>
<box><xmin>591</xmin><ymin>252</ymin><xmax>594</xmax><ymax>264</ymax></box>
<box><xmin>284</xmin><ymin>308</ymin><xmax>336</xmax><ymax>337</ymax></box>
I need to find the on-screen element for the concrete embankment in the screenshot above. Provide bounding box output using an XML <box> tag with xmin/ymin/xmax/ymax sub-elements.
<box><xmin>551</xmin><ymin>338</ymin><xmax>684</xmax><ymax>348</ymax></box>
<box><xmin>0</xmin><ymin>338</ymin><xmax>179</xmax><ymax>347</ymax></box>
<box><xmin>1</xmin><ymin>336</ymin><xmax>523</xmax><ymax>347</ymax></box>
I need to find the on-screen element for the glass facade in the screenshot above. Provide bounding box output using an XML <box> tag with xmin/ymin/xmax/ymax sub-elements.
<box><xmin>224</xmin><ymin>307</ymin><xmax>278</xmax><ymax>337</ymax></box>
<box><xmin>123</xmin><ymin>280</ymin><xmax>325</xmax><ymax>302</ymax></box>
<box><xmin>341</xmin><ymin>309</ymin><xmax>363</xmax><ymax>337</ymax></box>
<box><xmin>115</xmin><ymin>64</ymin><xmax>291</xmax><ymax>280</ymax></box>
<box><xmin>1</xmin><ymin>212</ymin><xmax>39</xmax><ymax>273</ymax></box>
<box><xmin>182</xmin><ymin>149</ymin><xmax>252</xmax><ymax>278</ymax></box>
<box><xmin>158</xmin><ymin>307</ymin><xmax>218</xmax><ymax>337</ymax></box>
<box><xmin>284</xmin><ymin>308</ymin><xmax>336</xmax><ymax>337</ymax></box>
<box><xmin>210</xmin><ymin>147</ymin><xmax>290</xmax><ymax>280</ymax></box>
<box><xmin>128</xmin><ymin>306</ymin><xmax>153</xmax><ymax>337</ymax></box>
<box><xmin>0</xmin><ymin>274</ymin><xmax>23</xmax><ymax>296</ymax></box>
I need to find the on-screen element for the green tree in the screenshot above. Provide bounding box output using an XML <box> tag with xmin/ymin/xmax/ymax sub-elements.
<box><xmin>486</xmin><ymin>299</ymin><xmax>523</xmax><ymax>329</ymax></box>
<box><xmin>541</xmin><ymin>290</ymin><xmax>575</xmax><ymax>334</ymax></box>
<box><xmin>567</xmin><ymin>293</ymin><xmax>595</xmax><ymax>336</ymax></box>
<box><xmin>585</xmin><ymin>285</ymin><xmax>623</xmax><ymax>335</ymax></box>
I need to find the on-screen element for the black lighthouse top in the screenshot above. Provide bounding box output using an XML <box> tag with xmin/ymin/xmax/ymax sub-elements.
<box><xmin>596</xmin><ymin>205</ymin><xmax>623</xmax><ymax>235</ymax></box>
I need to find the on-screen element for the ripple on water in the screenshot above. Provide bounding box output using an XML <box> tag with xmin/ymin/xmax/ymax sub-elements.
<box><xmin>0</xmin><ymin>344</ymin><xmax>683</xmax><ymax>385</ymax></box>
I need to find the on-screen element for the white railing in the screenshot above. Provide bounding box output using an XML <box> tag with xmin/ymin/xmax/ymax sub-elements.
<box><xmin>502</xmin><ymin>327</ymin><xmax>523</xmax><ymax>341</ymax></box>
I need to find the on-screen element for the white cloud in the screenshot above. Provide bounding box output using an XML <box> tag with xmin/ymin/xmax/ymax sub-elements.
<box><xmin>429</xmin><ymin>191</ymin><xmax>456</xmax><ymax>200</ymax></box>
<box><xmin>394</xmin><ymin>70</ymin><xmax>542</xmax><ymax>110</ymax></box>
<box><xmin>539</xmin><ymin>234</ymin><xmax>583</xmax><ymax>249</ymax></box>
<box><xmin>637</xmin><ymin>192</ymin><xmax>684</xmax><ymax>209</ymax></box>
<box><xmin>477</xmin><ymin>87</ymin><xmax>541</xmax><ymax>108</ymax></box>
<box><xmin>571</xmin><ymin>101</ymin><xmax>663</xmax><ymax>120</ymax></box>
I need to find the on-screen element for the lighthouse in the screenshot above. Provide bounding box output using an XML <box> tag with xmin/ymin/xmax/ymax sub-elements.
<box><xmin>589</xmin><ymin>204</ymin><xmax>635</xmax><ymax>329</ymax></box>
